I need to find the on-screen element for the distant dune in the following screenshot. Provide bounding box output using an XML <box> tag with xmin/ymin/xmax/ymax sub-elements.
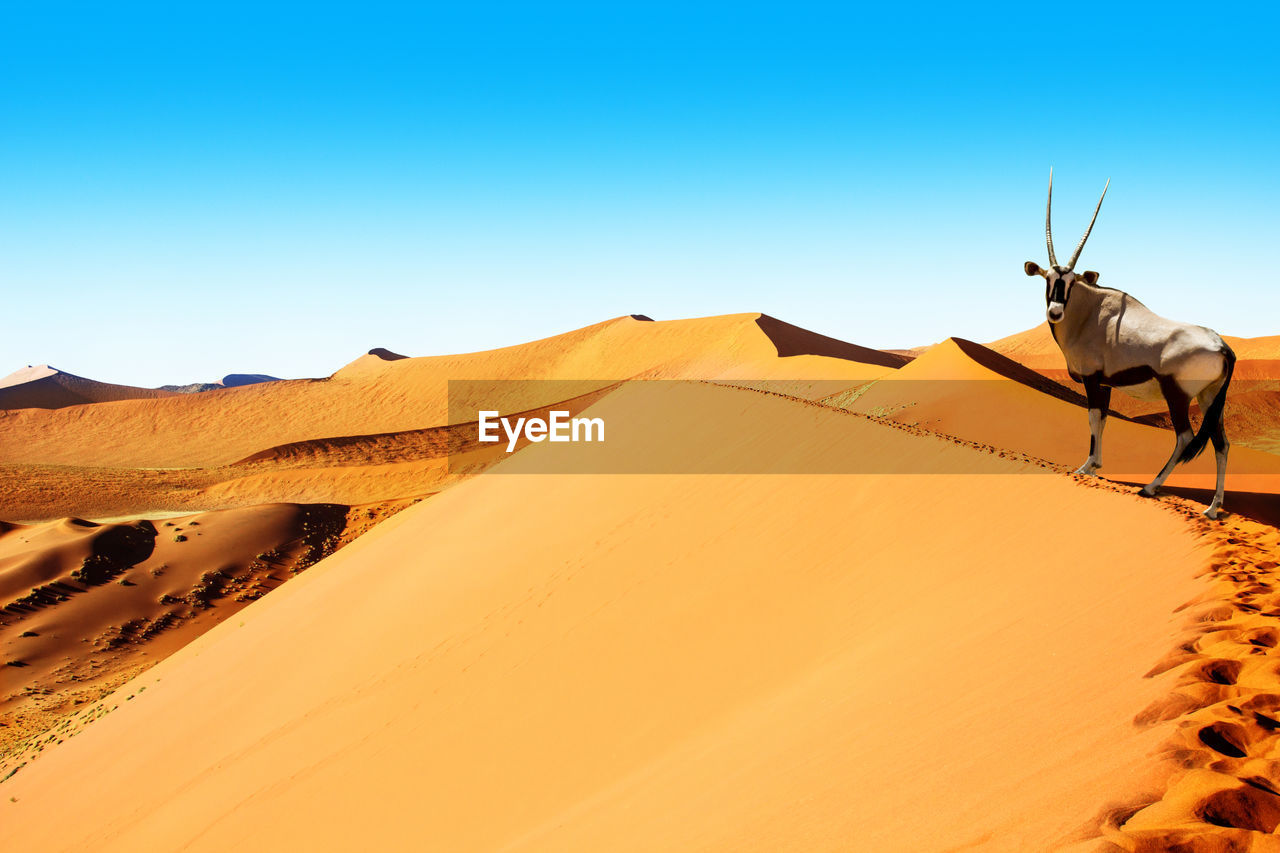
<box><xmin>0</xmin><ymin>313</ymin><xmax>906</xmax><ymax>469</ymax></box>
<box><xmin>0</xmin><ymin>365</ymin><xmax>281</xmax><ymax>410</ymax></box>
<box><xmin>332</xmin><ymin>347</ymin><xmax>409</xmax><ymax>376</ymax></box>
<box><xmin>158</xmin><ymin>373</ymin><xmax>281</xmax><ymax>394</ymax></box>
<box><xmin>0</xmin><ymin>365</ymin><xmax>179</xmax><ymax>410</ymax></box>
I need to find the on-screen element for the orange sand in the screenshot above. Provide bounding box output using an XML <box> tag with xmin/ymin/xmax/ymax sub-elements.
<box><xmin>1</xmin><ymin>382</ymin><xmax>1213</xmax><ymax>851</ymax></box>
<box><xmin>0</xmin><ymin>500</ymin><xmax>413</xmax><ymax>763</ymax></box>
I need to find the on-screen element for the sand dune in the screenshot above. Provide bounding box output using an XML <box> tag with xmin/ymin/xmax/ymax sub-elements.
<box><xmin>0</xmin><ymin>382</ymin><xmax>617</xmax><ymax>522</ymax></box>
<box><xmin>0</xmin><ymin>313</ymin><xmax>903</xmax><ymax>470</ymax></box>
<box><xmin>985</xmin><ymin>323</ymin><xmax>1062</xmax><ymax>369</ymax></box>
<box><xmin>0</xmin><ymin>365</ymin><xmax>59</xmax><ymax>389</ymax></box>
<box><xmin>0</xmin><ymin>365</ymin><xmax>280</xmax><ymax>410</ymax></box>
<box><xmin>219</xmin><ymin>373</ymin><xmax>279</xmax><ymax>387</ymax></box>
<box><xmin>0</xmin><ymin>381</ymin><xmax>1216</xmax><ymax>851</ymax></box>
<box><xmin>0</xmin><ymin>365</ymin><xmax>179</xmax><ymax>410</ymax></box>
<box><xmin>159</xmin><ymin>373</ymin><xmax>282</xmax><ymax>393</ymax></box>
<box><xmin>332</xmin><ymin>347</ymin><xmax>409</xmax><ymax>376</ymax></box>
<box><xmin>0</xmin><ymin>314</ymin><xmax>907</xmax><ymax>525</ymax></box>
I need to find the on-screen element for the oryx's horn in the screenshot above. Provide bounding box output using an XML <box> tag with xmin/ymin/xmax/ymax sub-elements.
<box><xmin>1067</xmin><ymin>178</ymin><xmax>1110</xmax><ymax>271</ymax></box>
<box><xmin>1045</xmin><ymin>168</ymin><xmax>1058</xmax><ymax>268</ymax></box>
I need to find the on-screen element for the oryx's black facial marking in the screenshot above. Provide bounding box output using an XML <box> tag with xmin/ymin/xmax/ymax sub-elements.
<box><xmin>1045</xmin><ymin>267</ymin><xmax>1074</xmax><ymax>324</ymax></box>
<box><xmin>1047</xmin><ymin>277</ymin><xmax>1067</xmax><ymax>305</ymax></box>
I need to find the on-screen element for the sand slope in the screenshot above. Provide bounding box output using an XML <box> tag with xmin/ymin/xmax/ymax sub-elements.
<box><xmin>1</xmin><ymin>382</ymin><xmax>1213</xmax><ymax>851</ymax></box>
<box><xmin>0</xmin><ymin>500</ymin><xmax>413</xmax><ymax>765</ymax></box>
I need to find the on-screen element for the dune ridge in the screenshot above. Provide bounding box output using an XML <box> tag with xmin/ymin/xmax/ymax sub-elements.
<box><xmin>0</xmin><ymin>313</ymin><xmax>906</xmax><ymax>469</ymax></box>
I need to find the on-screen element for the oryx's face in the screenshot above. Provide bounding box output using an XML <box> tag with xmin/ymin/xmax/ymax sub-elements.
<box><xmin>1024</xmin><ymin>169</ymin><xmax>1109</xmax><ymax>326</ymax></box>
<box><xmin>1023</xmin><ymin>262</ymin><xmax>1098</xmax><ymax>324</ymax></box>
<box><xmin>1023</xmin><ymin>263</ymin><xmax>1098</xmax><ymax>324</ymax></box>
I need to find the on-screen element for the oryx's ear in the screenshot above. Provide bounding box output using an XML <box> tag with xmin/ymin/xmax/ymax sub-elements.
<box><xmin>1024</xmin><ymin>261</ymin><xmax>1045</xmax><ymax>277</ymax></box>
<box><xmin>1079</xmin><ymin>270</ymin><xmax>1100</xmax><ymax>285</ymax></box>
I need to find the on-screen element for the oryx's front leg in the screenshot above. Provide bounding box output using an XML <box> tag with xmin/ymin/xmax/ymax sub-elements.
<box><xmin>1141</xmin><ymin>381</ymin><xmax>1193</xmax><ymax>498</ymax></box>
<box><xmin>1075</xmin><ymin>375</ymin><xmax>1111</xmax><ymax>476</ymax></box>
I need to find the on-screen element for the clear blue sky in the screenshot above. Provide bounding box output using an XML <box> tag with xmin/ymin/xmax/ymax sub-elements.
<box><xmin>2</xmin><ymin>2</ymin><xmax>1276</xmax><ymax>385</ymax></box>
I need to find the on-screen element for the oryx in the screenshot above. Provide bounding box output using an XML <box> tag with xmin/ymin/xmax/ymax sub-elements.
<box><xmin>1023</xmin><ymin>170</ymin><xmax>1235</xmax><ymax>518</ymax></box>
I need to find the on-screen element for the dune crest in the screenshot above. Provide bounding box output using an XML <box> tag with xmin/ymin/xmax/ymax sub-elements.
<box><xmin>0</xmin><ymin>313</ymin><xmax>906</xmax><ymax>468</ymax></box>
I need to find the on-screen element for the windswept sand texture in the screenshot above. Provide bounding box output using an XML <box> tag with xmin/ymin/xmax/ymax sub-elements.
<box><xmin>0</xmin><ymin>500</ymin><xmax>415</xmax><ymax>770</ymax></box>
<box><xmin>3</xmin><ymin>313</ymin><xmax>1280</xmax><ymax>850</ymax></box>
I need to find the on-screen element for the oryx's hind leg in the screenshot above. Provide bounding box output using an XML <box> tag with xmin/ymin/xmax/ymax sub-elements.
<box><xmin>1141</xmin><ymin>380</ymin><xmax>1193</xmax><ymax>498</ymax></box>
<box><xmin>1200</xmin><ymin>382</ymin><xmax>1229</xmax><ymax>519</ymax></box>
<box><xmin>1076</xmin><ymin>375</ymin><xmax>1111</xmax><ymax>476</ymax></box>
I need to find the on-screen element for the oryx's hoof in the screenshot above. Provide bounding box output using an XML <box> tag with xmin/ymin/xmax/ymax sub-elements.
<box><xmin>1139</xmin><ymin>485</ymin><xmax>1159</xmax><ymax>498</ymax></box>
<box><xmin>1203</xmin><ymin>505</ymin><xmax>1223</xmax><ymax>520</ymax></box>
<box><xmin>1074</xmin><ymin>464</ymin><xmax>1099</xmax><ymax>477</ymax></box>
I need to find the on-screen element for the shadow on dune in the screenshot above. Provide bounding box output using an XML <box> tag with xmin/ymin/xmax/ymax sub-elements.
<box><xmin>755</xmin><ymin>314</ymin><xmax>909</xmax><ymax>368</ymax></box>
<box><xmin>1163</xmin><ymin>486</ymin><xmax>1280</xmax><ymax>529</ymax></box>
<box><xmin>1106</xmin><ymin>482</ymin><xmax>1280</xmax><ymax>529</ymax></box>
<box><xmin>951</xmin><ymin>337</ymin><xmax>1163</xmax><ymax>426</ymax></box>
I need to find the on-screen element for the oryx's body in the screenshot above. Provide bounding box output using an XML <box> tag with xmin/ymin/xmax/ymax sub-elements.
<box><xmin>1025</xmin><ymin>171</ymin><xmax>1234</xmax><ymax>518</ymax></box>
<box><xmin>1050</xmin><ymin>284</ymin><xmax>1231</xmax><ymax>403</ymax></box>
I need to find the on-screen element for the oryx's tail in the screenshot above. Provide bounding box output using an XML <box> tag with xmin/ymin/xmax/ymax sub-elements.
<box><xmin>1179</xmin><ymin>343</ymin><xmax>1235</xmax><ymax>463</ymax></box>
